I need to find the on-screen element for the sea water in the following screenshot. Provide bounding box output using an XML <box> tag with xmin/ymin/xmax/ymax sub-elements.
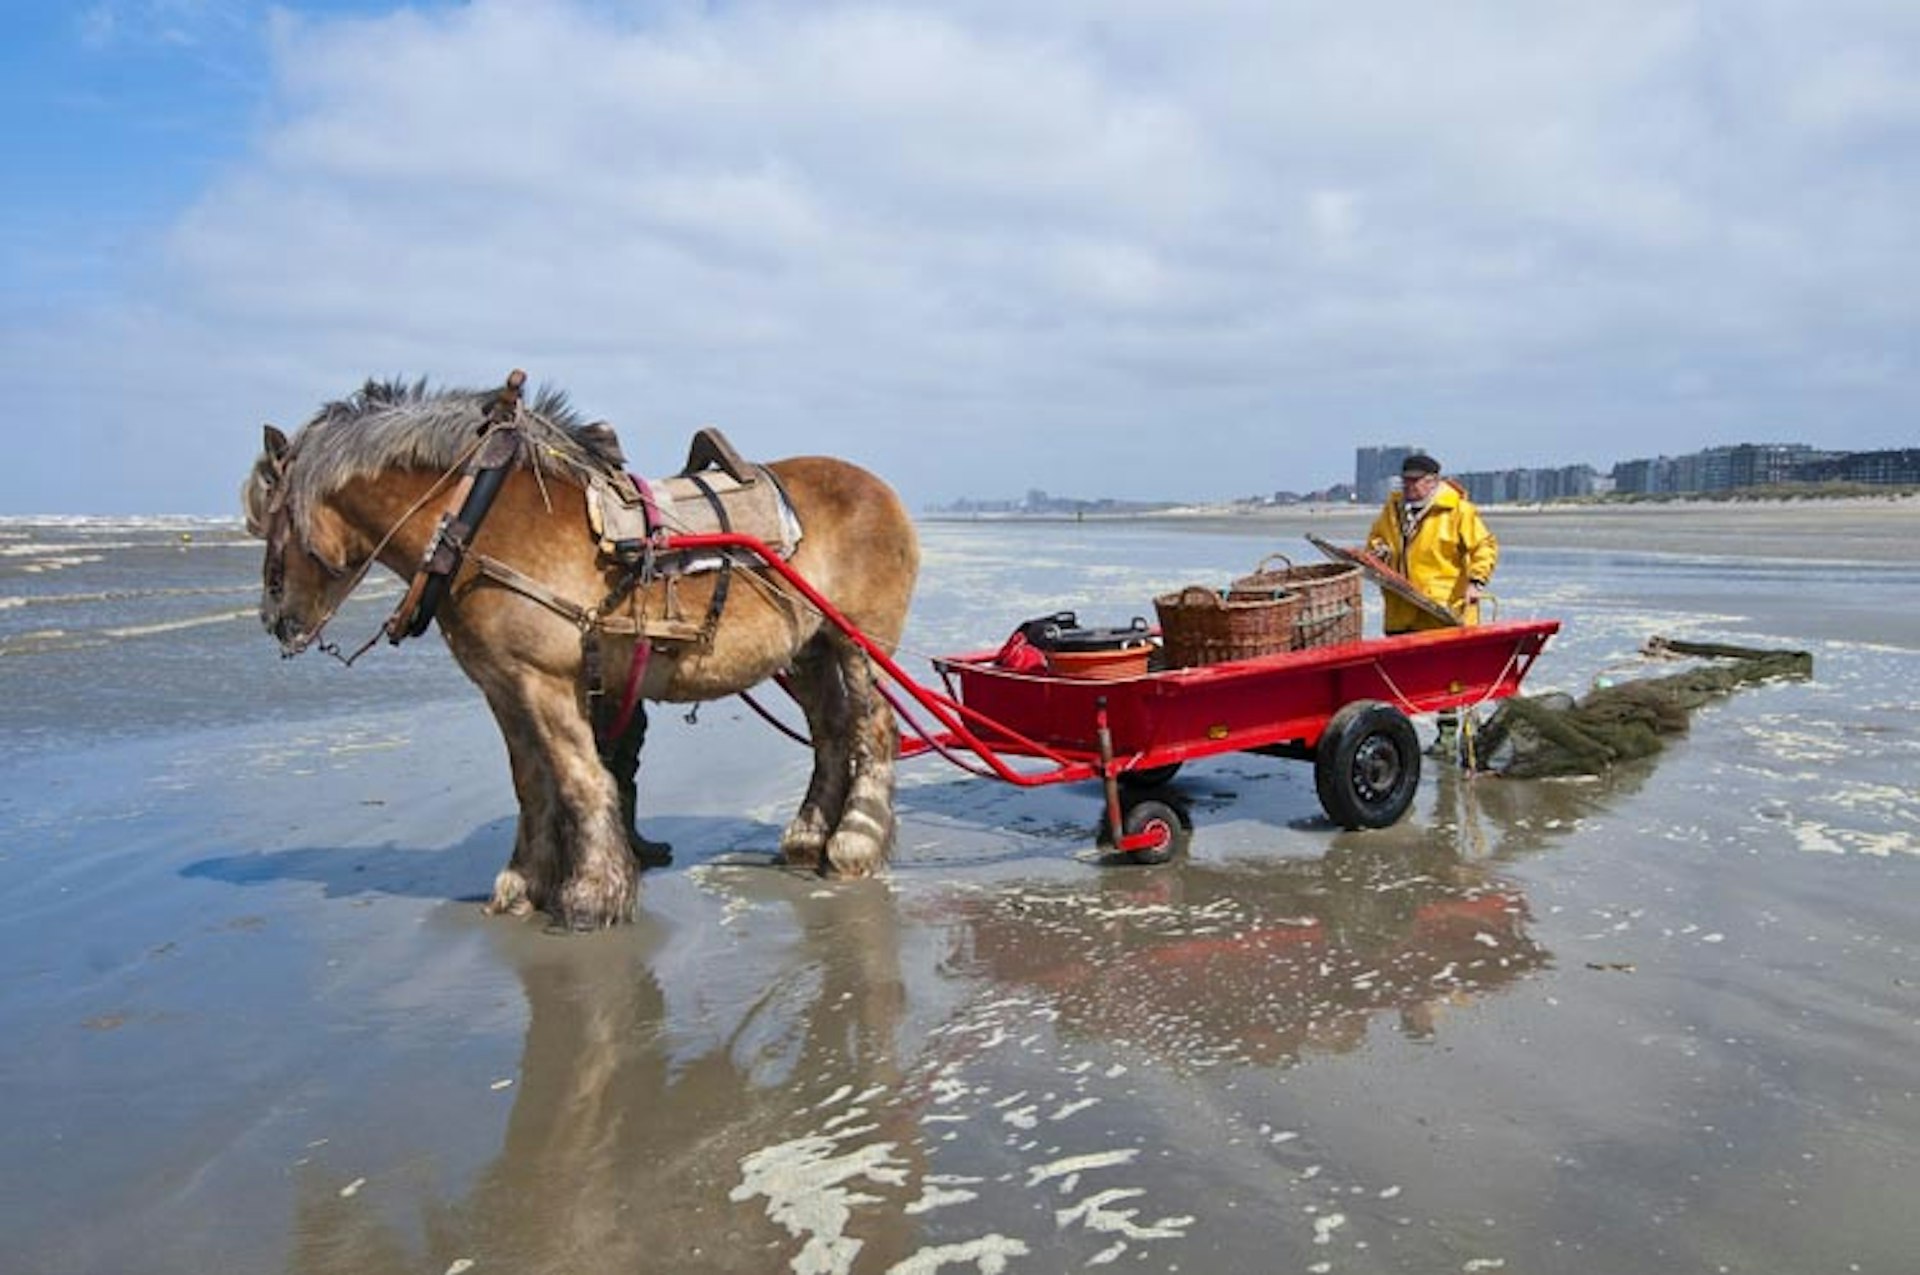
<box><xmin>0</xmin><ymin>516</ymin><xmax>470</xmax><ymax>762</ymax></box>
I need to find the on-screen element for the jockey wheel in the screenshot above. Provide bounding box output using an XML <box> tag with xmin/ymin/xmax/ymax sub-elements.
<box><xmin>1100</xmin><ymin>796</ymin><xmax>1190</xmax><ymax>866</ymax></box>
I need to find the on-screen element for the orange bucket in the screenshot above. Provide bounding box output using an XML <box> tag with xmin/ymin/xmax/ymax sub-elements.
<box><xmin>1044</xmin><ymin>644</ymin><xmax>1152</xmax><ymax>680</ymax></box>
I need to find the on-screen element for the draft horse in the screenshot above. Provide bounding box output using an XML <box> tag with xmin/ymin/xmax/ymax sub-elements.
<box><xmin>242</xmin><ymin>376</ymin><xmax>919</xmax><ymax>929</ymax></box>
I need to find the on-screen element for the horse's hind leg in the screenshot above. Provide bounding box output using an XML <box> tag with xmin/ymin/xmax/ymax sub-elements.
<box><xmin>602</xmin><ymin>704</ymin><xmax>671</xmax><ymax>868</ymax></box>
<box><xmin>823</xmin><ymin>642</ymin><xmax>898</xmax><ymax>878</ymax></box>
<box><xmin>780</xmin><ymin>633</ymin><xmax>852</xmax><ymax>870</ymax></box>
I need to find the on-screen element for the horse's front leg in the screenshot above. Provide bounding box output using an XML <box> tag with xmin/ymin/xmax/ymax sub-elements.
<box><xmin>779</xmin><ymin>634</ymin><xmax>852</xmax><ymax>870</ymax></box>
<box><xmin>481</xmin><ymin>687</ymin><xmax>561</xmax><ymax>918</ymax></box>
<box><xmin>822</xmin><ymin>643</ymin><xmax>897</xmax><ymax>877</ymax></box>
<box><xmin>526</xmin><ymin>677</ymin><xmax>638</xmax><ymax>929</ymax></box>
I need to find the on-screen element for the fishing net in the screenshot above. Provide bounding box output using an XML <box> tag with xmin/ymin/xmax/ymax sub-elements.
<box><xmin>1470</xmin><ymin>636</ymin><xmax>1813</xmax><ymax>779</ymax></box>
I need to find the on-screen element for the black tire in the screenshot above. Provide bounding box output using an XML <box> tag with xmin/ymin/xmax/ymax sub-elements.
<box><xmin>1100</xmin><ymin>797</ymin><xmax>1186</xmax><ymax>865</ymax></box>
<box><xmin>1118</xmin><ymin>762</ymin><xmax>1183</xmax><ymax>791</ymax></box>
<box><xmin>1313</xmin><ymin>700</ymin><xmax>1421</xmax><ymax>829</ymax></box>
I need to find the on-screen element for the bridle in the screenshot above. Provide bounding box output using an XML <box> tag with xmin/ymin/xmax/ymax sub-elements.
<box><xmin>260</xmin><ymin>371</ymin><xmax>526</xmax><ymax>665</ymax></box>
<box><xmin>260</xmin><ymin>453</ymin><xmax>394</xmax><ymax>663</ymax></box>
<box><xmin>261</xmin><ymin>474</ymin><xmax>347</xmax><ymax>611</ymax></box>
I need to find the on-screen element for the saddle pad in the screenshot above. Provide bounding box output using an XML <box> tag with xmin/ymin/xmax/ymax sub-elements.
<box><xmin>586</xmin><ymin>465</ymin><xmax>802</xmax><ymax>571</ymax></box>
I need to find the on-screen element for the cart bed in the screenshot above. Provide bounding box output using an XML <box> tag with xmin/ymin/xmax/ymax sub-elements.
<box><xmin>930</xmin><ymin>619</ymin><xmax>1559</xmax><ymax>769</ymax></box>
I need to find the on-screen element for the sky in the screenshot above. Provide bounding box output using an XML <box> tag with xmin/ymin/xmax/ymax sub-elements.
<box><xmin>2</xmin><ymin>0</ymin><xmax>1916</xmax><ymax>515</ymax></box>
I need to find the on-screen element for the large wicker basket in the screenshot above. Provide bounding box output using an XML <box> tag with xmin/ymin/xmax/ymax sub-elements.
<box><xmin>1229</xmin><ymin>554</ymin><xmax>1363</xmax><ymax>649</ymax></box>
<box><xmin>1154</xmin><ymin>584</ymin><xmax>1300</xmax><ymax>668</ymax></box>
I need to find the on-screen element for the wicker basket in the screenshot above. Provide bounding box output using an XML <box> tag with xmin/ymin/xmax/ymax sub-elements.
<box><xmin>1229</xmin><ymin>554</ymin><xmax>1363</xmax><ymax>650</ymax></box>
<box><xmin>1154</xmin><ymin>584</ymin><xmax>1300</xmax><ymax>668</ymax></box>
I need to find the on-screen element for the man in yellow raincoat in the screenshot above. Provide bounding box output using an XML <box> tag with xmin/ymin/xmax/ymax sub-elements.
<box><xmin>1365</xmin><ymin>453</ymin><xmax>1498</xmax><ymax>633</ymax></box>
<box><xmin>1366</xmin><ymin>453</ymin><xmax>1499</xmax><ymax>753</ymax></box>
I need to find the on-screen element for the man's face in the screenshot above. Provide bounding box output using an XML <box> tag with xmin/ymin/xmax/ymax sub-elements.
<box><xmin>1401</xmin><ymin>471</ymin><xmax>1439</xmax><ymax>498</ymax></box>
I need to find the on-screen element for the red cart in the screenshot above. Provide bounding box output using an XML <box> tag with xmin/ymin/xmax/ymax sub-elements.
<box><xmin>675</xmin><ymin>532</ymin><xmax>1559</xmax><ymax>863</ymax></box>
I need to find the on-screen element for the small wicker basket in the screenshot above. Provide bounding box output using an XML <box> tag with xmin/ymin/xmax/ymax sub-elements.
<box><xmin>1229</xmin><ymin>554</ymin><xmax>1363</xmax><ymax>649</ymax></box>
<box><xmin>1154</xmin><ymin>584</ymin><xmax>1300</xmax><ymax>668</ymax></box>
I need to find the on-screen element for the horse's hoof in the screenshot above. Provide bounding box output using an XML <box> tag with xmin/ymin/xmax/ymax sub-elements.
<box><xmin>555</xmin><ymin>912</ymin><xmax>613</xmax><ymax>933</ymax></box>
<box><xmin>629</xmin><ymin>832</ymin><xmax>673</xmax><ymax>869</ymax></box>
<box><xmin>487</xmin><ymin>870</ymin><xmax>535</xmax><ymax>917</ymax></box>
<box><xmin>779</xmin><ymin>810</ymin><xmax>830</xmax><ymax>867</ymax></box>
<box><xmin>822</xmin><ymin>835</ymin><xmax>886</xmax><ymax>879</ymax></box>
<box><xmin>779</xmin><ymin>839</ymin><xmax>823</xmax><ymax>870</ymax></box>
<box><xmin>484</xmin><ymin>897</ymin><xmax>535</xmax><ymax>918</ymax></box>
<box><xmin>556</xmin><ymin>879</ymin><xmax>634</xmax><ymax>930</ymax></box>
<box><xmin>779</xmin><ymin>831</ymin><xmax>827</xmax><ymax>870</ymax></box>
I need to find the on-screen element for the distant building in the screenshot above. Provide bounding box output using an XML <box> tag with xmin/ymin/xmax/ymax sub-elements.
<box><xmin>1455</xmin><ymin>464</ymin><xmax>1598</xmax><ymax>504</ymax></box>
<box><xmin>1793</xmin><ymin>447</ymin><xmax>1920</xmax><ymax>486</ymax></box>
<box><xmin>1727</xmin><ymin>444</ymin><xmax>1813</xmax><ymax>488</ymax></box>
<box><xmin>1612</xmin><ymin>456</ymin><xmax>1672</xmax><ymax>495</ymax></box>
<box><xmin>1355</xmin><ymin>445</ymin><xmax>1422</xmax><ymax>504</ymax></box>
<box><xmin>1611</xmin><ymin>443</ymin><xmax>1910</xmax><ymax>495</ymax></box>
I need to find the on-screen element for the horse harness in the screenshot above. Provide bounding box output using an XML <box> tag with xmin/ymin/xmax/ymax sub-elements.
<box><xmin>382</xmin><ymin>370</ymin><xmax>532</xmax><ymax>645</ymax></box>
<box><xmin>370</xmin><ymin>384</ymin><xmax>803</xmax><ymax>749</ymax></box>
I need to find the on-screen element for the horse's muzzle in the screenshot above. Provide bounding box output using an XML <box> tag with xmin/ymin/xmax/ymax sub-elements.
<box><xmin>265</xmin><ymin>609</ymin><xmax>314</xmax><ymax>658</ymax></box>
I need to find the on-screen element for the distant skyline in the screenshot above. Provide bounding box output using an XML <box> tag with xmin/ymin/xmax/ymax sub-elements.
<box><xmin>4</xmin><ymin>2</ymin><xmax>1917</xmax><ymax>515</ymax></box>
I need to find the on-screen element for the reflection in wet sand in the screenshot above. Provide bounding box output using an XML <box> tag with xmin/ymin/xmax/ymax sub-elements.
<box><xmin>945</xmin><ymin>838</ymin><xmax>1550</xmax><ymax>1072</ymax></box>
<box><xmin>1427</xmin><ymin>755</ymin><xmax>1653</xmax><ymax>863</ymax></box>
<box><xmin>285</xmin><ymin>881</ymin><xmax>931</xmax><ymax>1275</ymax></box>
<box><xmin>274</xmin><ymin>817</ymin><xmax>1568</xmax><ymax>1273</ymax></box>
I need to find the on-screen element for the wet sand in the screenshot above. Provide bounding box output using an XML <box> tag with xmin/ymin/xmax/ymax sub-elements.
<box><xmin>3</xmin><ymin>503</ymin><xmax>1917</xmax><ymax>1274</ymax></box>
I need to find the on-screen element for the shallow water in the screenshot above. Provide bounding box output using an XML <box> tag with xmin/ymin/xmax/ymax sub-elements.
<box><xmin>1</xmin><ymin>511</ymin><xmax>1916</xmax><ymax>1274</ymax></box>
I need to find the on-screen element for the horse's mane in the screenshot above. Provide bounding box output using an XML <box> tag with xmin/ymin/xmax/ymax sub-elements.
<box><xmin>279</xmin><ymin>378</ymin><xmax>628</xmax><ymax>534</ymax></box>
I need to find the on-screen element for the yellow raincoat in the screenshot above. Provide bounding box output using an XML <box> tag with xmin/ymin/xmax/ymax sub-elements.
<box><xmin>1366</xmin><ymin>479</ymin><xmax>1498</xmax><ymax>633</ymax></box>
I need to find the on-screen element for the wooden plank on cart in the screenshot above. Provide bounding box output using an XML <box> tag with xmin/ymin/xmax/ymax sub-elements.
<box><xmin>1305</xmin><ymin>533</ymin><xmax>1461</xmax><ymax>628</ymax></box>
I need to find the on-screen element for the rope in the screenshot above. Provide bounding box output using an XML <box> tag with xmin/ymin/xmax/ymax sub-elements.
<box><xmin>874</xmin><ymin>679</ymin><xmax>1006</xmax><ymax>779</ymax></box>
<box><xmin>735</xmin><ymin>686</ymin><xmax>815</xmax><ymax>748</ymax></box>
<box><xmin>1366</xmin><ymin>637</ymin><xmax>1526</xmax><ymax>772</ymax></box>
<box><xmin>724</xmin><ymin>660</ymin><xmax>1014</xmax><ymax>783</ymax></box>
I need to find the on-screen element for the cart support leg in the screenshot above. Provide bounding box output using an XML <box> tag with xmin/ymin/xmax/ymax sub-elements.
<box><xmin>1095</xmin><ymin>699</ymin><xmax>1124</xmax><ymax>850</ymax></box>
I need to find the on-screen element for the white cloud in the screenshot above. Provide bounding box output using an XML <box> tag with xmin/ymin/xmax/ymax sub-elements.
<box><xmin>5</xmin><ymin>0</ymin><xmax>1918</xmax><ymax>512</ymax></box>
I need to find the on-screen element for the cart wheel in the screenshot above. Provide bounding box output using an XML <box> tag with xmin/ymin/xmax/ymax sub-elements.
<box><xmin>1100</xmin><ymin>797</ymin><xmax>1187</xmax><ymax>865</ymax></box>
<box><xmin>1118</xmin><ymin>762</ymin><xmax>1183</xmax><ymax>791</ymax></box>
<box><xmin>1313</xmin><ymin>700</ymin><xmax>1421</xmax><ymax>829</ymax></box>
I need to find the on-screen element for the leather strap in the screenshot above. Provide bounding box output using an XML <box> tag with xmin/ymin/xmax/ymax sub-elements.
<box><xmin>685</xmin><ymin>473</ymin><xmax>733</xmax><ymax>643</ymax></box>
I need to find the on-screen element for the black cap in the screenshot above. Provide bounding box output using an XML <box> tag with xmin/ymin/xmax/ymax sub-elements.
<box><xmin>1401</xmin><ymin>453</ymin><xmax>1440</xmax><ymax>477</ymax></box>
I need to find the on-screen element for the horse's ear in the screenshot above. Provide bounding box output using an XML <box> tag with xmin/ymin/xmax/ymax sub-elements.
<box><xmin>241</xmin><ymin>467</ymin><xmax>270</xmax><ymax>537</ymax></box>
<box><xmin>243</xmin><ymin>425</ymin><xmax>290</xmax><ymax>538</ymax></box>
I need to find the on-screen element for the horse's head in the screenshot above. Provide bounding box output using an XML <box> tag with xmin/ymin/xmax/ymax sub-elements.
<box><xmin>242</xmin><ymin>424</ymin><xmax>363</xmax><ymax>657</ymax></box>
<box><xmin>243</xmin><ymin>375</ymin><xmax>626</xmax><ymax>659</ymax></box>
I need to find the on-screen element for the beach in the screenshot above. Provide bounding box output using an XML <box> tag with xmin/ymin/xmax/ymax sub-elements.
<box><xmin>2</xmin><ymin>501</ymin><xmax>1917</xmax><ymax>1274</ymax></box>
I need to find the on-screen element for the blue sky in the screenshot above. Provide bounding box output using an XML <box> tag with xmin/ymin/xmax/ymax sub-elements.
<box><xmin>3</xmin><ymin>1</ymin><xmax>1916</xmax><ymax>514</ymax></box>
